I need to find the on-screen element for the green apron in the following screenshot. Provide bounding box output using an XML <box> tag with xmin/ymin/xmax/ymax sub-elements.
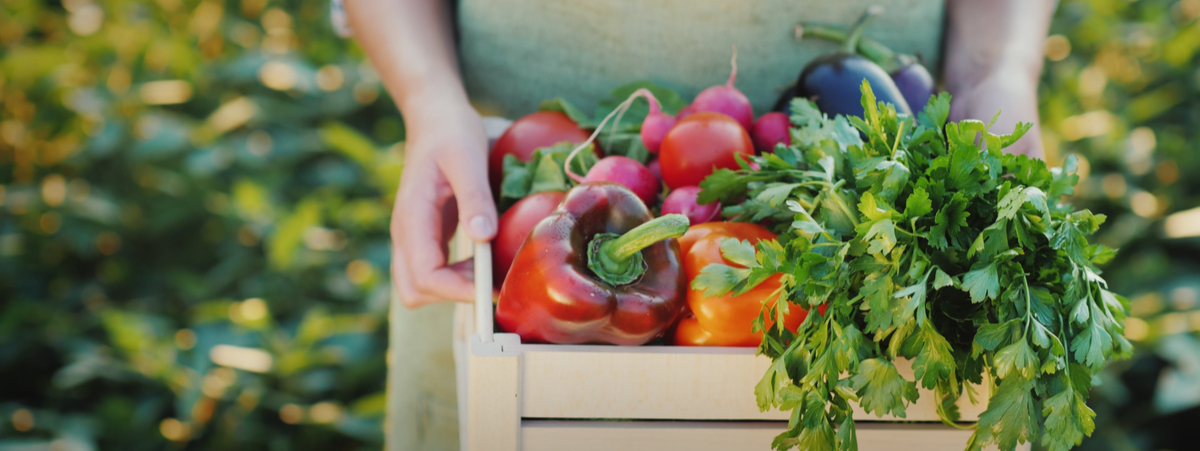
<box><xmin>459</xmin><ymin>0</ymin><xmax>947</xmax><ymax>117</ymax></box>
<box><xmin>388</xmin><ymin>2</ymin><xmax>945</xmax><ymax>450</ymax></box>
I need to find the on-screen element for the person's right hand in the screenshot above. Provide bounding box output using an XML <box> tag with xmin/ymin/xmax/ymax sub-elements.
<box><xmin>391</xmin><ymin>97</ymin><xmax>496</xmax><ymax>308</ymax></box>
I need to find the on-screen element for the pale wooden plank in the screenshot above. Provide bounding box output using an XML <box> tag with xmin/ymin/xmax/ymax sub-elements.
<box><xmin>521</xmin><ymin>421</ymin><xmax>1024</xmax><ymax>451</ymax></box>
<box><xmin>467</xmin><ymin>352</ymin><xmax>521</xmax><ymax>451</ymax></box>
<box><xmin>520</xmin><ymin>348</ymin><xmax>988</xmax><ymax>422</ymax></box>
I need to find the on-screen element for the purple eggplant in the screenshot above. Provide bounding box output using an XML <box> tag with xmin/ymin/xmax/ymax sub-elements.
<box><xmin>791</xmin><ymin>8</ymin><xmax>911</xmax><ymax>117</ymax></box>
<box><xmin>796</xmin><ymin>53</ymin><xmax>911</xmax><ymax>118</ymax></box>
<box><xmin>785</xmin><ymin>9</ymin><xmax>936</xmax><ymax>114</ymax></box>
<box><xmin>888</xmin><ymin>56</ymin><xmax>934</xmax><ymax>112</ymax></box>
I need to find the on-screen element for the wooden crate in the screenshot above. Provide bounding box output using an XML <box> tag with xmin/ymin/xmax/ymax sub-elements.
<box><xmin>458</xmin><ymin>242</ymin><xmax>1018</xmax><ymax>451</ymax></box>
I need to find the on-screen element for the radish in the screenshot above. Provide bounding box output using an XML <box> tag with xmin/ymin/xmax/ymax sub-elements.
<box><xmin>684</xmin><ymin>48</ymin><xmax>754</xmax><ymax>130</ymax></box>
<box><xmin>563</xmin><ymin>89</ymin><xmax>689</xmax><ymax>205</ymax></box>
<box><xmin>662</xmin><ymin>186</ymin><xmax>720</xmax><ymax>225</ymax></box>
<box><xmin>751</xmin><ymin>112</ymin><xmax>792</xmax><ymax>153</ymax></box>
<box><xmin>582</xmin><ymin>156</ymin><xmax>659</xmax><ymax>205</ymax></box>
<box><xmin>676</xmin><ymin>103</ymin><xmax>699</xmax><ymax>120</ymax></box>
<box><xmin>639</xmin><ymin>91</ymin><xmax>677</xmax><ymax>154</ymax></box>
<box><xmin>647</xmin><ymin>158</ymin><xmax>662</xmax><ymax>183</ymax></box>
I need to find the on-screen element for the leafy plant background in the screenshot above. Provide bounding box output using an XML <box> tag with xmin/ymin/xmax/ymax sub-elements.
<box><xmin>0</xmin><ymin>0</ymin><xmax>1197</xmax><ymax>450</ymax></box>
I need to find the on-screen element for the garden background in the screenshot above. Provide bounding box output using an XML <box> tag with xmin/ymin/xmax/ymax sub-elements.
<box><xmin>1</xmin><ymin>0</ymin><xmax>1198</xmax><ymax>450</ymax></box>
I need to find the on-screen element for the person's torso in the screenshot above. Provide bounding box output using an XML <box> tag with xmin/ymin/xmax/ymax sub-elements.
<box><xmin>458</xmin><ymin>0</ymin><xmax>946</xmax><ymax>117</ymax></box>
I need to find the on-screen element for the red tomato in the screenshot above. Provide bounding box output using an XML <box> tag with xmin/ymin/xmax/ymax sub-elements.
<box><xmin>493</xmin><ymin>191</ymin><xmax>566</xmax><ymax>287</ymax></box>
<box><xmin>658</xmin><ymin>112</ymin><xmax>754</xmax><ymax>189</ymax></box>
<box><xmin>488</xmin><ymin>112</ymin><xmax>591</xmax><ymax>190</ymax></box>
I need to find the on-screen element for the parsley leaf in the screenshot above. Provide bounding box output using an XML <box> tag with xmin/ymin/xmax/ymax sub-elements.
<box><xmin>693</xmin><ymin>82</ymin><xmax>1126</xmax><ymax>451</ymax></box>
<box><xmin>851</xmin><ymin>358</ymin><xmax>919</xmax><ymax>418</ymax></box>
<box><xmin>1041</xmin><ymin>386</ymin><xmax>1096</xmax><ymax>451</ymax></box>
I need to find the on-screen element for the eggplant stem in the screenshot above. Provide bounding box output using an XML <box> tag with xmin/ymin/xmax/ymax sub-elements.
<box><xmin>843</xmin><ymin>6</ymin><xmax>882</xmax><ymax>54</ymax></box>
<box><xmin>798</xmin><ymin>24</ymin><xmax>897</xmax><ymax>68</ymax></box>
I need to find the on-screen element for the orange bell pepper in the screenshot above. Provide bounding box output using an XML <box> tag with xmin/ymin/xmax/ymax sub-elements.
<box><xmin>673</xmin><ymin>222</ymin><xmax>815</xmax><ymax>346</ymax></box>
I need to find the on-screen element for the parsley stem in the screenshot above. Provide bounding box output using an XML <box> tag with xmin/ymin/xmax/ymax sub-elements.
<box><xmin>763</xmin><ymin>285</ymin><xmax>788</xmax><ymax>332</ymax></box>
<box><xmin>890</xmin><ymin>121</ymin><xmax>905</xmax><ymax>159</ymax></box>
<box><xmin>1023</xmin><ymin>274</ymin><xmax>1033</xmax><ymax>335</ymax></box>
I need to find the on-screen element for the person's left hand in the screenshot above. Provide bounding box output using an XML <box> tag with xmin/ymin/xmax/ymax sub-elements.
<box><xmin>948</xmin><ymin>66</ymin><xmax>1044</xmax><ymax>159</ymax></box>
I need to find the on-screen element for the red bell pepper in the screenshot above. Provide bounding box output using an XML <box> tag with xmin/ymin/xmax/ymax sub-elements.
<box><xmin>496</xmin><ymin>182</ymin><xmax>689</xmax><ymax>345</ymax></box>
<box><xmin>673</xmin><ymin>222</ymin><xmax>818</xmax><ymax>346</ymax></box>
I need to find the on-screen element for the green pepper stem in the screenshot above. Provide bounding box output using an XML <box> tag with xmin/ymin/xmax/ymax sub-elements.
<box><xmin>590</xmin><ymin>214</ymin><xmax>689</xmax><ymax>285</ymax></box>
<box><xmin>844</xmin><ymin>6</ymin><xmax>882</xmax><ymax>55</ymax></box>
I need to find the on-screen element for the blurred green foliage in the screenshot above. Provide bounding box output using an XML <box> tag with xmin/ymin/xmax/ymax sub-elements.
<box><xmin>1041</xmin><ymin>0</ymin><xmax>1200</xmax><ymax>450</ymax></box>
<box><xmin>2</xmin><ymin>0</ymin><xmax>1199</xmax><ymax>450</ymax></box>
<box><xmin>1</xmin><ymin>0</ymin><xmax>404</xmax><ymax>449</ymax></box>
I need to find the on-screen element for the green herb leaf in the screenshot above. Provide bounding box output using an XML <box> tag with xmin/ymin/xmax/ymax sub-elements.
<box><xmin>851</xmin><ymin>358</ymin><xmax>919</xmax><ymax>418</ymax></box>
<box><xmin>1040</xmin><ymin>386</ymin><xmax>1096</xmax><ymax>451</ymax></box>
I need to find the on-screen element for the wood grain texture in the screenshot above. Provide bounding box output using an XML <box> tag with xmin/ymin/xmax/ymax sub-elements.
<box><xmin>467</xmin><ymin>352</ymin><xmax>521</xmax><ymax>451</ymax></box>
<box><xmin>518</xmin><ymin>347</ymin><xmax>988</xmax><ymax>421</ymax></box>
<box><xmin>521</xmin><ymin>421</ymin><xmax>1024</xmax><ymax>451</ymax></box>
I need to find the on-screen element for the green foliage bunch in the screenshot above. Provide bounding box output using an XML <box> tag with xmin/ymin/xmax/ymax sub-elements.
<box><xmin>1</xmin><ymin>0</ymin><xmax>405</xmax><ymax>448</ymax></box>
<box><xmin>1041</xmin><ymin>0</ymin><xmax>1200</xmax><ymax>449</ymax></box>
<box><xmin>696</xmin><ymin>85</ymin><xmax>1130</xmax><ymax>451</ymax></box>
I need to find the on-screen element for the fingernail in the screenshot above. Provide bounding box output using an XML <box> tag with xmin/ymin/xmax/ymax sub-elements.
<box><xmin>468</xmin><ymin>215</ymin><xmax>495</xmax><ymax>240</ymax></box>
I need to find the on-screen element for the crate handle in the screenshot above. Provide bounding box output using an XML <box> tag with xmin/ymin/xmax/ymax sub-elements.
<box><xmin>474</xmin><ymin>241</ymin><xmax>494</xmax><ymax>343</ymax></box>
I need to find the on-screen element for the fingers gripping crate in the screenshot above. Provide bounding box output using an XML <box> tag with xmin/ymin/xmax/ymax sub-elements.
<box><xmin>458</xmin><ymin>242</ymin><xmax>1022</xmax><ymax>451</ymax></box>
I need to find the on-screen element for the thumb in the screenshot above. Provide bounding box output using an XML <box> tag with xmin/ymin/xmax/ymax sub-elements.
<box><xmin>441</xmin><ymin>148</ymin><xmax>498</xmax><ymax>243</ymax></box>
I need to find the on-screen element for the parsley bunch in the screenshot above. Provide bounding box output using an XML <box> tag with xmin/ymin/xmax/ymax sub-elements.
<box><xmin>694</xmin><ymin>82</ymin><xmax>1132</xmax><ymax>451</ymax></box>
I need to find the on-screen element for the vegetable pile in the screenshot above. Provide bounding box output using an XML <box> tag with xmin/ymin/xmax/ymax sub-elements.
<box><xmin>695</xmin><ymin>83</ymin><xmax>1130</xmax><ymax>451</ymax></box>
<box><xmin>485</xmin><ymin>16</ymin><xmax>1127</xmax><ymax>449</ymax></box>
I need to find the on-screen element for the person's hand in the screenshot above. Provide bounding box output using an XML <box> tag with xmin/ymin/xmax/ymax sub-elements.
<box><xmin>391</xmin><ymin>98</ymin><xmax>496</xmax><ymax>308</ymax></box>
<box><xmin>948</xmin><ymin>66</ymin><xmax>1045</xmax><ymax>159</ymax></box>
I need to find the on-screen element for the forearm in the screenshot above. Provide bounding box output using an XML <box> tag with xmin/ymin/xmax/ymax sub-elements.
<box><xmin>344</xmin><ymin>0</ymin><xmax>469</xmax><ymax>124</ymax></box>
<box><xmin>943</xmin><ymin>0</ymin><xmax>1057</xmax><ymax>95</ymax></box>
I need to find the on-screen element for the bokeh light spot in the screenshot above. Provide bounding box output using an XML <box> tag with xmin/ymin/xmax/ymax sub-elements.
<box><xmin>310</xmin><ymin>402</ymin><xmax>341</xmax><ymax>424</ymax></box>
<box><xmin>175</xmin><ymin>329</ymin><xmax>197</xmax><ymax>350</ymax></box>
<box><xmin>42</xmin><ymin>174</ymin><xmax>66</xmax><ymax>206</ymax></box>
<box><xmin>40</xmin><ymin>212</ymin><xmax>62</xmax><ymax>234</ymax></box>
<box><xmin>346</xmin><ymin>260</ymin><xmax>374</xmax><ymax>284</ymax></box>
<box><xmin>159</xmin><ymin>418</ymin><xmax>190</xmax><ymax>441</ymax></box>
<box><xmin>96</xmin><ymin>231</ymin><xmax>121</xmax><ymax>255</ymax></box>
<box><xmin>316</xmin><ymin>65</ymin><xmax>344</xmax><ymax>91</ymax></box>
<box><xmin>259</xmin><ymin>61</ymin><xmax>297</xmax><ymax>91</ymax></box>
<box><xmin>12</xmin><ymin>409</ymin><xmax>33</xmax><ymax>432</ymax></box>
<box><xmin>1045</xmin><ymin>35</ymin><xmax>1071</xmax><ymax>61</ymax></box>
<box><xmin>1101</xmin><ymin>174</ymin><xmax>1127</xmax><ymax>199</ymax></box>
<box><xmin>1130</xmin><ymin>191</ymin><xmax>1159</xmax><ymax>218</ymax></box>
<box><xmin>240</xmin><ymin>298</ymin><xmax>268</xmax><ymax>321</ymax></box>
<box><xmin>279</xmin><ymin>404</ymin><xmax>304</xmax><ymax>424</ymax></box>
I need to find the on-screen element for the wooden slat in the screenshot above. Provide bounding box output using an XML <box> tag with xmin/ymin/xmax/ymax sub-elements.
<box><xmin>521</xmin><ymin>420</ymin><xmax>1021</xmax><ymax>451</ymax></box>
<box><xmin>519</xmin><ymin>346</ymin><xmax>988</xmax><ymax>422</ymax></box>
<box><xmin>467</xmin><ymin>352</ymin><xmax>521</xmax><ymax>451</ymax></box>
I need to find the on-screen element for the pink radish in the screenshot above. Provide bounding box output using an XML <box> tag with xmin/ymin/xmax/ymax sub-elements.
<box><xmin>662</xmin><ymin>186</ymin><xmax>721</xmax><ymax>225</ymax></box>
<box><xmin>582</xmin><ymin>156</ymin><xmax>660</xmax><ymax>205</ymax></box>
<box><xmin>676</xmin><ymin>103</ymin><xmax>699</xmax><ymax>120</ymax></box>
<box><xmin>647</xmin><ymin>158</ymin><xmax>662</xmax><ymax>183</ymax></box>
<box><xmin>751</xmin><ymin>112</ymin><xmax>791</xmax><ymax>153</ymax></box>
<box><xmin>686</xmin><ymin>48</ymin><xmax>754</xmax><ymax>130</ymax></box>
<box><xmin>563</xmin><ymin>89</ymin><xmax>676</xmax><ymax>205</ymax></box>
<box><xmin>640</xmin><ymin>92</ymin><xmax>677</xmax><ymax>154</ymax></box>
